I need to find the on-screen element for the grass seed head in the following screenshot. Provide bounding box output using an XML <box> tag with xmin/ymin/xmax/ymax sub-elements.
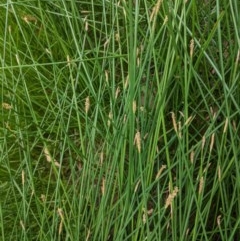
<box><xmin>22</xmin><ymin>15</ymin><xmax>37</xmax><ymax>24</ymax></box>
<box><xmin>218</xmin><ymin>165</ymin><xmax>221</xmax><ymax>181</ymax></box>
<box><xmin>217</xmin><ymin>215</ymin><xmax>221</xmax><ymax>226</ymax></box>
<box><xmin>101</xmin><ymin>178</ymin><xmax>106</xmax><ymax>196</ymax></box>
<box><xmin>236</xmin><ymin>49</ymin><xmax>240</xmax><ymax>64</ymax></box>
<box><xmin>165</xmin><ymin>187</ymin><xmax>179</xmax><ymax>209</ymax></box>
<box><xmin>124</xmin><ymin>74</ymin><xmax>129</xmax><ymax>89</ymax></box>
<box><xmin>100</xmin><ymin>152</ymin><xmax>104</xmax><ymax>165</ymax></box>
<box><xmin>115</xmin><ymin>87</ymin><xmax>120</xmax><ymax>99</ymax></box>
<box><xmin>67</xmin><ymin>55</ymin><xmax>71</xmax><ymax>66</ymax></box>
<box><xmin>41</xmin><ymin>194</ymin><xmax>46</xmax><ymax>203</ymax></box>
<box><xmin>134</xmin><ymin>131</ymin><xmax>141</xmax><ymax>153</ymax></box>
<box><xmin>108</xmin><ymin>111</ymin><xmax>113</xmax><ymax>126</ymax></box>
<box><xmin>20</xmin><ymin>220</ymin><xmax>25</xmax><ymax>230</ymax></box>
<box><xmin>105</xmin><ymin>70</ymin><xmax>109</xmax><ymax>83</ymax></box>
<box><xmin>190</xmin><ymin>150</ymin><xmax>194</xmax><ymax>164</ymax></box>
<box><xmin>150</xmin><ymin>0</ymin><xmax>163</xmax><ymax>22</ymax></box>
<box><xmin>2</xmin><ymin>102</ymin><xmax>12</xmax><ymax>110</ymax></box>
<box><xmin>198</xmin><ymin>176</ymin><xmax>204</xmax><ymax>194</ymax></box>
<box><xmin>163</xmin><ymin>15</ymin><xmax>168</xmax><ymax>25</ymax></box>
<box><xmin>84</xmin><ymin>18</ymin><xmax>89</xmax><ymax>31</ymax></box>
<box><xmin>156</xmin><ymin>165</ymin><xmax>166</xmax><ymax>179</ymax></box>
<box><xmin>201</xmin><ymin>135</ymin><xmax>206</xmax><ymax>150</ymax></box>
<box><xmin>132</xmin><ymin>100</ymin><xmax>137</xmax><ymax>114</ymax></box>
<box><xmin>223</xmin><ymin>118</ymin><xmax>228</xmax><ymax>133</ymax></box>
<box><xmin>85</xmin><ymin>96</ymin><xmax>90</xmax><ymax>114</ymax></box>
<box><xmin>178</xmin><ymin>121</ymin><xmax>182</xmax><ymax>138</ymax></box>
<box><xmin>134</xmin><ymin>179</ymin><xmax>141</xmax><ymax>193</ymax></box>
<box><xmin>58</xmin><ymin>220</ymin><xmax>63</xmax><ymax>235</ymax></box>
<box><xmin>15</xmin><ymin>54</ymin><xmax>20</xmax><ymax>65</ymax></box>
<box><xmin>22</xmin><ymin>170</ymin><xmax>25</xmax><ymax>186</ymax></box>
<box><xmin>171</xmin><ymin>112</ymin><xmax>178</xmax><ymax>133</ymax></box>
<box><xmin>210</xmin><ymin>133</ymin><xmax>215</xmax><ymax>153</ymax></box>
<box><xmin>190</xmin><ymin>39</ymin><xmax>194</xmax><ymax>58</ymax></box>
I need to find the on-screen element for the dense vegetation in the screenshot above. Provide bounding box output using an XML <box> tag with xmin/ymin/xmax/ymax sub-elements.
<box><xmin>0</xmin><ymin>0</ymin><xmax>240</xmax><ymax>240</ymax></box>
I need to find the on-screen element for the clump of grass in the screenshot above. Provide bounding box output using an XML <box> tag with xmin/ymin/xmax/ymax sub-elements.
<box><xmin>0</xmin><ymin>0</ymin><xmax>240</xmax><ymax>240</ymax></box>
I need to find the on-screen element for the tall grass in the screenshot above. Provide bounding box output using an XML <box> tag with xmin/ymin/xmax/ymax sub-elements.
<box><xmin>0</xmin><ymin>0</ymin><xmax>240</xmax><ymax>240</ymax></box>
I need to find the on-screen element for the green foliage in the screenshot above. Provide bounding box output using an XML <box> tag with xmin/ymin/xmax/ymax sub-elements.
<box><xmin>0</xmin><ymin>0</ymin><xmax>240</xmax><ymax>240</ymax></box>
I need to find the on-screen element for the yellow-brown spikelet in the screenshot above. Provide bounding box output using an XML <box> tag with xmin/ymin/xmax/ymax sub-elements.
<box><xmin>165</xmin><ymin>186</ymin><xmax>179</xmax><ymax>209</ymax></box>
<box><xmin>171</xmin><ymin>112</ymin><xmax>178</xmax><ymax>133</ymax></box>
<box><xmin>20</xmin><ymin>220</ymin><xmax>25</xmax><ymax>230</ymax></box>
<box><xmin>57</xmin><ymin>208</ymin><xmax>64</xmax><ymax>235</ymax></box>
<box><xmin>54</xmin><ymin>161</ymin><xmax>61</xmax><ymax>168</ymax></box>
<box><xmin>142</xmin><ymin>208</ymin><xmax>153</xmax><ymax>224</ymax></box>
<box><xmin>105</xmin><ymin>70</ymin><xmax>109</xmax><ymax>83</ymax></box>
<box><xmin>115</xmin><ymin>33</ymin><xmax>120</xmax><ymax>42</ymax></box>
<box><xmin>22</xmin><ymin>170</ymin><xmax>25</xmax><ymax>186</ymax></box>
<box><xmin>57</xmin><ymin>208</ymin><xmax>64</xmax><ymax>220</ymax></box>
<box><xmin>2</xmin><ymin>102</ymin><xmax>12</xmax><ymax>110</ymax></box>
<box><xmin>100</xmin><ymin>152</ymin><xmax>104</xmax><ymax>165</ymax></box>
<box><xmin>85</xmin><ymin>96</ymin><xmax>90</xmax><ymax>114</ymax></box>
<box><xmin>124</xmin><ymin>74</ymin><xmax>129</xmax><ymax>89</ymax></box>
<box><xmin>66</xmin><ymin>55</ymin><xmax>71</xmax><ymax>66</ymax></box>
<box><xmin>185</xmin><ymin>115</ymin><xmax>194</xmax><ymax>126</ymax></box>
<box><xmin>101</xmin><ymin>178</ymin><xmax>106</xmax><ymax>196</ymax></box>
<box><xmin>155</xmin><ymin>165</ymin><xmax>166</xmax><ymax>180</ymax></box>
<box><xmin>115</xmin><ymin>87</ymin><xmax>120</xmax><ymax>99</ymax></box>
<box><xmin>190</xmin><ymin>150</ymin><xmax>194</xmax><ymax>164</ymax></box>
<box><xmin>22</xmin><ymin>15</ymin><xmax>37</xmax><ymax>24</ymax></box>
<box><xmin>198</xmin><ymin>176</ymin><xmax>204</xmax><ymax>194</ymax></box>
<box><xmin>45</xmin><ymin>48</ymin><xmax>52</xmax><ymax>55</ymax></box>
<box><xmin>43</xmin><ymin>146</ymin><xmax>60</xmax><ymax>167</ymax></box>
<box><xmin>123</xmin><ymin>114</ymin><xmax>127</xmax><ymax>123</ymax></box>
<box><xmin>236</xmin><ymin>49</ymin><xmax>240</xmax><ymax>64</ymax></box>
<box><xmin>134</xmin><ymin>131</ymin><xmax>141</xmax><ymax>153</ymax></box>
<box><xmin>58</xmin><ymin>220</ymin><xmax>63</xmax><ymax>235</ymax></box>
<box><xmin>150</xmin><ymin>0</ymin><xmax>163</xmax><ymax>22</ymax></box>
<box><xmin>108</xmin><ymin>111</ymin><xmax>113</xmax><ymax>126</ymax></box>
<box><xmin>178</xmin><ymin>121</ymin><xmax>182</xmax><ymax>138</ymax></box>
<box><xmin>217</xmin><ymin>215</ymin><xmax>221</xmax><ymax>226</ymax></box>
<box><xmin>86</xmin><ymin>229</ymin><xmax>91</xmax><ymax>241</ymax></box>
<box><xmin>132</xmin><ymin>100</ymin><xmax>137</xmax><ymax>114</ymax></box>
<box><xmin>84</xmin><ymin>18</ymin><xmax>88</xmax><ymax>31</ymax></box>
<box><xmin>142</xmin><ymin>210</ymin><xmax>147</xmax><ymax>224</ymax></box>
<box><xmin>218</xmin><ymin>165</ymin><xmax>221</xmax><ymax>181</ymax></box>
<box><xmin>134</xmin><ymin>179</ymin><xmax>141</xmax><ymax>193</ymax></box>
<box><xmin>147</xmin><ymin>208</ymin><xmax>153</xmax><ymax>215</ymax></box>
<box><xmin>223</xmin><ymin>118</ymin><xmax>228</xmax><ymax>133</ymax></box>
<box><xmin>203</xmin><ymin>163</ymin><xmax>211</xmax><ymax>174</ymax></box>
<box><xmin>41</xmin><ymin>194</ymin><xmax>46</xmax><ymax>203</ymax></box>
<box><xmin>136</xmin><ymin>47</ymin><xmax>140</xmax><ymax>67</ymax></box>
<box><xmin>190</xmin><ymin>39</ymin><xmax>194</xmax><ymax>58</ymax></box>
<box><xmin>210</xmin><ymin>133</ymin><xmax>215</xmax><ymax>153</ymax></box>
<box><xmin>143</xmin><ymin>133</ymin><xmax>148</xmax><ymax>140</ymax></box>
<box><xmin>232</xmin><ymin>120</ymin><xmax>237</xmax><ymax>131</ymax></box>
<box><xmin>201</xmin><ymin>135</ymin><xmax>206</xmax><ymax>150</ymax></box>
<box><xmin>43</xmin><ymin>146</ymin><xmax>53</xmax><ymax>163</ymax></box>
<box><xmin>137</xmin><ymin>57</ymin><xmax>140</xmax><ymax>67</ymax></box>
<box><xmin>15</xmin><ymin>54</ymin><xmax>20</xmax><ymax>65</ymax></box>
<box><xmin>104</xmin><ymin>39</ymin><xmax>110</xmax><ymax>49</ymax></box>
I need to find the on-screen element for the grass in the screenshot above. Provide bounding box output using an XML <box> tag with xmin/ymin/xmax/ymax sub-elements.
<box><xmin>0</xmin><ymin>0</ymin><xmax>240</xmax><ymax>240</ymax></box>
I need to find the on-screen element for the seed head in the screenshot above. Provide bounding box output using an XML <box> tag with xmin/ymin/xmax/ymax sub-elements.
<box><xmin>85</xmin><ymin>96</ymin><xmax>90</xmax><ymax>114</ymax></box>
<box><xmin>165</xmin><ymin>186</ymin><xmax>179</xmax><ymax>209</ymax></box>
<box><xmin>198</xmin><ymin>176</ymin><xmax>204</xmax><ymax>194</ymax></box>
<box><xmin>134</xmin><ymin>131</ymin><xmax>141</xmax><ymax>153</ymax></box>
